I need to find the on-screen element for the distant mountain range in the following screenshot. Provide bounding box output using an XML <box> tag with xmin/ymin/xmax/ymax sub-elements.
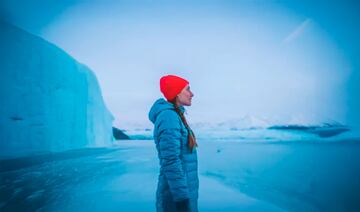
<box><xmin>190</xmin><ymin>116</ymin><xmax>350</xmax><ymax>138</ymax></box>
<box><xmin>192</xmin><ymin>115</ymin><xmax>344</xmax><ymax>129</ymax></box>
<box><xmin>192</xmin><ymin>115</ymin><xmax>271</xmax><ymax>130</ymax></box>
<box><xmin>117</xmin><ymin>115</ymin><xmax>352</xmax><ymax>140</ymax></box>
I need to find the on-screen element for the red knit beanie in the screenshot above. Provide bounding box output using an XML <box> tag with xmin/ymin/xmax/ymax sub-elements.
<box><xmin>160</xmin><ymin>75</ymin><xmax>189</xmax><ymax>101</ymax></box>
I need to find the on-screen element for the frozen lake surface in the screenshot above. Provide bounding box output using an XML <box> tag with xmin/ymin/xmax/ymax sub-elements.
<box><xmin>1</xmin><ymin>139</ymin><xmax>360</xmax><ymax>211</ymax></box>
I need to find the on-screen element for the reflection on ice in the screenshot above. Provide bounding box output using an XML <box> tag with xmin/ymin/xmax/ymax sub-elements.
<box><xmin>1</xmin><ymin>140</ymin><xmax>359</xmax><ymax>211</ymax></box>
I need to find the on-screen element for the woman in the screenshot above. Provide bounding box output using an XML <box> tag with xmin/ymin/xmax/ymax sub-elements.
<box><xmin>149</xmin><ymin>75</ymin><xmax>199</xmax><ymax>212</ymax></box>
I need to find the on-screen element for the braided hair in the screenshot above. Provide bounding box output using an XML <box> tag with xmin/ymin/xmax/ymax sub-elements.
<box><xmin>170</xmin><ymin>99</ymin><xmax>198</xmax><ymax>152</ymax></box>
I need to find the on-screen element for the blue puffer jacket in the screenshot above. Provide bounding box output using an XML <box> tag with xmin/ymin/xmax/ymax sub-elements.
<box><xmin>149</xmin><ymin>98</ymin><xmax>199</xmax><ymax>212</ymax></box>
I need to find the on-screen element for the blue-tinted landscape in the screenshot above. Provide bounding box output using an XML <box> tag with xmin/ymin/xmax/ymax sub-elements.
<box><xmin>1</xmin><ymin>0</ymin><xmax>360</xmax><ymax>211</ymax></box>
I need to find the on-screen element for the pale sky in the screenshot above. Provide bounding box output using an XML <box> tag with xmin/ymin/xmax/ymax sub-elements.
<box><xmin>1</xmin><ymin>0</ymin><xmax>359</xmax><ymax>129</ymax></box>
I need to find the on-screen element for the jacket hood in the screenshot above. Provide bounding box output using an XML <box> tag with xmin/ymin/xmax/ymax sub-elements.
<box><xmin>148</xmin><ymin>98</ymin><xmax>185</xmax><ymax>124</ymax></box>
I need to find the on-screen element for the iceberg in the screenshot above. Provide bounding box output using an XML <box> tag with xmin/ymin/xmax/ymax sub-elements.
<box><xmin>268</xmin><ymin>124</ymin><xmax>350</xmax><ymax>138</ymax></box>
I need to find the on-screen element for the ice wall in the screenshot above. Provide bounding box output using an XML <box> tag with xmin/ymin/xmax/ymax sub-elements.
<box><xmin>0</xmin><ymin>21</ymin><xmax>113</xmax><ymax>155</ymax></box>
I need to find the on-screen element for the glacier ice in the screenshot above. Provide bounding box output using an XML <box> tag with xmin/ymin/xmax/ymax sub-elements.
<box><xmin>0</xmin><ymin>21</ymin><xmax>113</xmax><ymax>155</ymax></box>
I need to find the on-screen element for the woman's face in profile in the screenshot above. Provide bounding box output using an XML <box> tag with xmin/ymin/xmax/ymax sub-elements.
<box><xmin>176</xmin><ymin>85</ymin><xmax>194</xmax><ymax>106</ymax></box>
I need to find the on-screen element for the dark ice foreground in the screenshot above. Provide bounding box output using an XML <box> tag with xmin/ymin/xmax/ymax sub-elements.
<box><xmin>1</xmin><ymin>140</ymin><xmax>360</xmax><ymax>211</ymax></box>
